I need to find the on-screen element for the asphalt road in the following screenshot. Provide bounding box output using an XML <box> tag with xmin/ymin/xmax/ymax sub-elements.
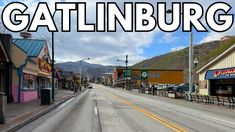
<box><xmin>17</xmin><ymin>84</ymin><xmax>235</xmax><ymax>132</ymax></box>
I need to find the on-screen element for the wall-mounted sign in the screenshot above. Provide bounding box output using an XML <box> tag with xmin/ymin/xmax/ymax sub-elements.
<box><xmin>141</xmin><ymin>70</ymin><xmax>148</xmax><ymax>80</ymax></box>
<box><xmin>205</xmin><ymin>67</ymin><xmax>235</xmax><ymax>80</ymax></box>
<box><xmin>39</xmin><ymin>58</ymin><xmax>51</xmax><ymax>73</ymax></box>
<box><xmin>214</xmin><ymin>68</ymin><xmax>235</xmax><ymax>77</ymax></box>
<box><xmin>123</xmin><ymin>69</ymin><xmax>132</xmax><ymax>78</ymax></box>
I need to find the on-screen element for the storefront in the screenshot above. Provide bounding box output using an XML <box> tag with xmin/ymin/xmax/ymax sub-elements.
<box><xmin>114</xmin><ymin>67</ymin><xmax>184</xmax><ymax>87</ymax></box>
<box><xmin>205</xmin><ymin>67</ymin><xmax>235</xmax><ymax>96</ymax></box>
<box><xmin>197</xmin><ymin>44</ymin><xmax>235</xmax><ymax>96</ymax></box>
<box><xmin>37</xmin><ymin>58</ymin><xmax>52</xmax><ymax>97</ymax></box>
<box><xmin>21</xmin><ymin>72</ymin><xmax>38</xmax><ymax>102</ymax></box>
<box><xmin>12</xmin><ymin>36</ymin><xmax>52</xmax><ymax>102</ymax></box>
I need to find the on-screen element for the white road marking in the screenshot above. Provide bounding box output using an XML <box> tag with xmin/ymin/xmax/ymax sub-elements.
<box><xmin>203</xmin><ymin>115</ymin><xmax>235</xmax><ymax>125</ymax></box>
<box><xmin>94</xmin><ymin>106</ymin><xmax>98</xmax><ymax>115</ymax></box>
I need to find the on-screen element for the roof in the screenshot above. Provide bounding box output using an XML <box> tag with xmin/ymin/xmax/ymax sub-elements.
<box><xmin>197</xmin><ymin>44</ymin><xmax>235</xmax><ymax>74</ymax></box>
<box><xmin>27</xmin><ymin>57</ymin><xmax>37</xmax><ymax>64</ymax></box>
<box><xmin>13</xmin><ymin>38</ymin><xmax>46</xmax><ymax>57</ymax></box>
<box><xmin>115</xmin><ymin>66</ymin><xmax>183</xmax><ymax>71</ymax></box>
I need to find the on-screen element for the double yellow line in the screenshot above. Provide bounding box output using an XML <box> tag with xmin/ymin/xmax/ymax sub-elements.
<box><xmin>104</xmin><ymin>89</ymin><xmax>187</xmax><ymax>132</ymax></box>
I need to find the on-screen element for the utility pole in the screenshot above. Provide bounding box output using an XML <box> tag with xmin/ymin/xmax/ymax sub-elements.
<box><xmin>80</xmin><ymin>61</ymin><xmax>82</xmax><ymax>92</ymax></box>
<box><xmin>125</xmin><ymin>55</ymin><xmax>128</xmax><ymax>90</ymax></box>
<box><xmin>117</xmin><ymin>55</ymin><xmax>129</xmax><ymax>90</ymax></box>
<box><xmin>79</xmin><ymin>58</ymin><xmax>90</xmax><ymax>92</ymax></box>
<box><xmin>166</xmin><ymin>9</ymin><xmax>194</xmax><ymax>101</ymax></box>
<box><xmin>51</xmin><ymin>31</ymin><xmax>55</xmax><ymax>101</ymax></box>
<box><xmin>189</xmin><ymin>32</ymin><xmax>193</xmax><ymax>101</ymax></box>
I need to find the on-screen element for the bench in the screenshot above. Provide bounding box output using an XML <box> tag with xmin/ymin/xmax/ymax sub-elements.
<box><xmin>190</xmin><ymin>94</ymin><xmax>197</xmax><ymax>102</ymax></box>
<box><xmin>180</xmin><ymin>92</ymin><xmax>186</xmax><ymax>99</ymax></box>
<box><xmin>175</xmin><ymin>92</ymin><xmax>184</xmax><ymax>99</ymax></box>
<box><xmin>195</xmin><ymin>95</ymin><xmax>204</xmax><ymax>103</ymax></box>
<box><xmin>228</xmin><ymin>97</ymin><xmax>235</xmax><ymax>109</ymax></box>
<box><xmin>204</xmin><ymin>95</ymin><xmax>215</xmax><ymax>104</ymax></box>
<box><xmin>216</xmin><ymin>96</ymin><xmax>231</xmax><ymax>108</ymax></box>
<box><xmin>185</xmin><ymin>93</ymin><xmax>189</xmax><ymax>101</ymax></box>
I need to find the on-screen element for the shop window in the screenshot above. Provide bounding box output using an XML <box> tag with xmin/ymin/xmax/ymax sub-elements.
<box><xmin>23</xmin><ymin>74</ymin><xmax>36</xmax><ymax>90</ymax></box>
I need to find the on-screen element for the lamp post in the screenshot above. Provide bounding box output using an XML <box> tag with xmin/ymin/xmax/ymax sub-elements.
<box><xmin>117</xmin><ymin>55</ymin><xmax>128</xmax><ymax>90</ymax></box>
<box><xmin>51</xmin><ymin>11</ymin><xmax>57</xmax><ymax>101</ymax></box>
<box><xmin>166</xmin><ymin>9</ymin><xmax>194</xmax><ymax>101</ymax></box>
<box><xmin>79</xmin><ymin>58</ymin><xmax>90</xmax><ymax>92</ymax></box>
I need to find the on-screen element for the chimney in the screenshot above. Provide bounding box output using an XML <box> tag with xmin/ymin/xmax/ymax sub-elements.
<box><xmin>20</xmin><ymin>32</ymin><xmax>32</xmax><ymax>39</ymax></box>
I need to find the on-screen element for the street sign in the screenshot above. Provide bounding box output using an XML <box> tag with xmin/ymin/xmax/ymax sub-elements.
<box><xmin>141</xmin><ymin>70</ymin><xmax>148</xmax><ymax>80</ymax></box>
<box><xmin>123</xmin><ymin>69</ymin><xmax>132</xmax><ymax>78</ymax></box>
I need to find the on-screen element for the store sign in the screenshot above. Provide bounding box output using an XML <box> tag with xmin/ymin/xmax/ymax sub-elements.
<box><xmin>141</xmin><ymin>70</ymin><xmax>148</xmax><ymax>80</ymax></box>
<box><xmin>123</xmin><ymin>69</ymin><xmax>132</xmax><ymax>78</ymax></box>
<box><xmin>205</xmin><ymin>67</ymin><xmax>235</xmax><ymax>80</ymax></box>
<box><xmin>214</xmin><ymin>68</ymin><xmax>235</xmax><ymax>77</ymax></box>
<box><xmin>39</xmin><ymin>58</ymin><xmax>52</xmax><ymax>73</ymax></box>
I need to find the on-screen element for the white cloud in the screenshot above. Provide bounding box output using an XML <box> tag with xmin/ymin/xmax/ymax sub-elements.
<box><xmin>158</xmin><ymin>33</ymin><xmax>179</xmax><ymax>44</ymax></box>
<box><xmin>0</xmin><ymin>0</ymin><xmax>158</xmax><ymax>66</ymax></box>
<box><xmin>0</xmin><ymin>0</ymin><xmax>234</xmax><ymax>66</ymax></box>
<box><xmin>200</xmin><ymin>24</ymin><xmax>235</xmax><ymax>43</ymax></box>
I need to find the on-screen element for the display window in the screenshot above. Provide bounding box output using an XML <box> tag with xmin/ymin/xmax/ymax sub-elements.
<box><xmin>23</xmin><ymin>74</ymin><xmax>36</xmax><ymax>90</ymax></box>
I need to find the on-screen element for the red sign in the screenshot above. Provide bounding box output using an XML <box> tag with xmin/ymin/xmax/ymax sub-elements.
<box><xmin>214</xmin><ymin>68</ymin><xmax>235</xmax><ymax>77</ymax></box>
<box><xmin>24</xmin><ymin>74</ymin><xmax>34</xmax><ymax>80</ymax></box>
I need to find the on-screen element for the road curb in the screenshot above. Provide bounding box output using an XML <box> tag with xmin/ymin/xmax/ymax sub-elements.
<box><xmin>5</xmin><ymin>95</ymin><xmax>77</xmax><ymax>132</ymax></box>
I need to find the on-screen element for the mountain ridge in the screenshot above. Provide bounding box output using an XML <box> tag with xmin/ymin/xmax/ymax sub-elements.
<box><xmin>55</xmin><ymin>61</ymin><xmax>114</xmax><ymax>79</ymax></box>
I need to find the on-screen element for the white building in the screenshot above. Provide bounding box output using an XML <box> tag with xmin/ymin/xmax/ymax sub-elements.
<box><xmin>197</xmin><ymin>44</ymin><xmax>235</xmax><ymax>96</ymax></box>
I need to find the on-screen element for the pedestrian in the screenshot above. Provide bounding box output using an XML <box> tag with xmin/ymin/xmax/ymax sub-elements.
<box><xmin>195</xmin><ymin>84</ymin><xmax>199</xmax><ymax>94</ymax></box>
<box><xmin>151</xmin><ymin>84</ymin><xmax>156</xmax><ymax>95</ymax></box>
<box><xmin>140</xmin><ymin>84</ymin><xmax>145</xmax><ymax>93</ymax></box>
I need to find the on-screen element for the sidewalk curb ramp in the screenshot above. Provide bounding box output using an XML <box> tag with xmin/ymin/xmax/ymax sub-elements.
<box><xmin>4</xmin><ymin>95</ymin><xmax>77</xmax><ymax>132</ymax></box>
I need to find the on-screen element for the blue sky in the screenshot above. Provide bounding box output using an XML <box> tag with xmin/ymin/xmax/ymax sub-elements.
<box><xmin>143</xmin><ymin>31</ymin><xmax>209</xmax><ymax>58</ymax></box>
<box><xmin>0</xmin><ymin>0</ymin><xmax>235</xmax><ymax>65</ymax></box>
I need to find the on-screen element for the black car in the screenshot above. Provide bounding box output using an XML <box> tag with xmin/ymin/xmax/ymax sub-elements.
<box><xmin>172</xmin><ymin>83</ymin><xmax>195</xmax><ymax>92</ymax></box>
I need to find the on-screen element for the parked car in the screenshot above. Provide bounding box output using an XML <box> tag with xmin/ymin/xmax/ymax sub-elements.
<box><xmin>166</xmin><ymin>84</ymin><xmax>178</xmax><ymax>91</ymax></box>
<box><xmin>88</xmin><ymin>84</ymin><xmax>93</xmax><ymax>89</ymax></box>
<box><xmin>172</xmin><ymin>83</ymin><xmax>195</xmax><ymax>92</ymax></box>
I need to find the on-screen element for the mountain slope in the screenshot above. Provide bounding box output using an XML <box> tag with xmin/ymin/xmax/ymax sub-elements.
<box><xmin>55</xmin><ymin>61</ymin><xmax>114</xmax><ymax>78</ymax></box>
<box><xmin>132</xmin><ymin>36</ymin><xmax>235</xmax><ymax>82</ymax></box>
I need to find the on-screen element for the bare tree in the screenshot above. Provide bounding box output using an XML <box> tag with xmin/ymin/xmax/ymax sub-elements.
<box><xmin>0</xmin><ymin>20</ymin><xmax>6</xmax><ymax>34</ymax></box>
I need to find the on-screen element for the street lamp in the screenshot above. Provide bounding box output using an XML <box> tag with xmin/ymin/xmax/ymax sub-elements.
<box><xmin>51</xmin><ymin>11</ymin><xmax>57</xmax><ymax>101</ymax></box>
<box><xmin>79</xmin><ymin>58</ymin><xmax>90</xmax><ymax>92</ymax></box>
<box><xmin>194</xmin><ymin>58</ymin><xmax>199</xmax><ymax>68</ymax></box>
<box><xmin>166</xmin><ymin>9</ymin><xmax>194</xmax><ymax>101</ymax></box>
<box><xmin>117</xmin><ymin>55</ymin><xmax>128</xmax><ymax>90</ymax></box>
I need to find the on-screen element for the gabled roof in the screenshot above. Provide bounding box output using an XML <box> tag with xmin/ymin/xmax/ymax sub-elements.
<box><xmin>197</xmin><ymin>44</ymin><xmax>235</xmax><ymax>74</ymax></box>
<box><xmin>13</xmin><ymin>38</ymin><xmax>46</xmax><ymax>57</ymax></box>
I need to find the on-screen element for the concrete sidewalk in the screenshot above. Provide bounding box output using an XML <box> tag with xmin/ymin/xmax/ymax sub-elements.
<box><xmin>0</xmin><ymin>89</ymin><xmax>77</xmax><ymax>132</ymax></box>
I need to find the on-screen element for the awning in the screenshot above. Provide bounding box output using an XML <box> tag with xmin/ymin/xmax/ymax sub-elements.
<box><xmin>38</xmin><ymin>71</ymin><xmax>51</xmax><ymax>78</ymax></box>
<box><xmin>23</xmin><ymin>69</ymin><xmax>38</xmax><ymax>76</ymax></box>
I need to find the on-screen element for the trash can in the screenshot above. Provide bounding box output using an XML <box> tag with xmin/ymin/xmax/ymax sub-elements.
<box><xmin>0</xmin><ymin>92</ymin><xmax>6</xmax><ymax>124</ymax></box>
<box><xmin>41</xmin><ymin>88</ymin><xmax>52</xmax><ymax>105</ymax></box>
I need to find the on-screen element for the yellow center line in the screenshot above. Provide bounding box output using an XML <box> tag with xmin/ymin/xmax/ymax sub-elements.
<box><xmin>102</xmin><ymin>88</ymin><xmax>188</xmax><ymax>132</ymax></box>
